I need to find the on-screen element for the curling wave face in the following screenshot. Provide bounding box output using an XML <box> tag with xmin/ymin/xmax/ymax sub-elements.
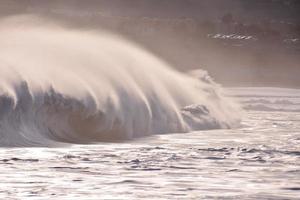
<box><xmin>0</xmin><ymin>17</ymin><xmax>240</xmax><ymax>146</ymax></box>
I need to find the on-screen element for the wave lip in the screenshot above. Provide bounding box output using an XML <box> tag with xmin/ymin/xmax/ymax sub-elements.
<box><xmin>0</xmin><ymin>17</ymin><xmax>240</xmax><ymax>146</ymax></box>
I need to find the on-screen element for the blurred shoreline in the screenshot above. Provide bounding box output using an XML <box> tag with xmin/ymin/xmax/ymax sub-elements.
<box><xmin>1</xmin><ymin>0</ymin><xmax>299</xmax><ymax>88</ymax></box>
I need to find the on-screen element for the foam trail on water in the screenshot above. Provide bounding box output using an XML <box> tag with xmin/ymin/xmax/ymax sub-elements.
<box><xmin>0</xmin><ymin>16</ymin><xmax>240</xmax><ymax>147</ymax></box>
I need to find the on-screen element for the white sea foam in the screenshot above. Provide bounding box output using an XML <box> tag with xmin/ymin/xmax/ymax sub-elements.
<box><xmin>0</xmin><ymin>16</ymin><xmax>240</xmax><ymax>146</ymax></box>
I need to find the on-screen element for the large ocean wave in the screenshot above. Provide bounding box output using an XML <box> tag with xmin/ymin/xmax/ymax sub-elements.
<box><xmin>0</xmin><ymin>16</ymin><xmax>240</xmax><ymax>146</ymax></box>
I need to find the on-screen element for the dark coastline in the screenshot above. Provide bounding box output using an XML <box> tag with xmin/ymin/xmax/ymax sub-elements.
<box><xmin>1</xmin><ymin>0</ymin><xmax>299</xmax><ymax>88</ymax></box>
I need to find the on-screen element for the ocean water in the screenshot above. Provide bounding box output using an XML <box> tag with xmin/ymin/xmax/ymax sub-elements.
<box><xmin>1</xmin><ymin>87</ymin><xmax>300</xmax><ymax>200</ymax></box>
<box><xmin>0</xmin><ymin>16</ymin><xmax>299</xmax><ymax>199</ymax></box>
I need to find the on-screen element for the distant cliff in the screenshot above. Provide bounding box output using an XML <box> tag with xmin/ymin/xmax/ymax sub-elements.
<box><xmin>1</xmin><ymin>0</ymin><xmax>299</xmax><ymax>87</ymax></box>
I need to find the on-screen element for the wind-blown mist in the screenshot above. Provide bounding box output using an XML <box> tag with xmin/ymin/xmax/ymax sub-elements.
<box><xmin>0</xmin><ymin>16</ymin><xmax>240</xmax><ymax>147</ymax></box>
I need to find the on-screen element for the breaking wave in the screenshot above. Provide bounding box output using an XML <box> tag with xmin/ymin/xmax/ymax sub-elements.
<box><xmin>0</xmin><ymin>16</ymin><xmax>240</xmax><ymax>147</ymax></box>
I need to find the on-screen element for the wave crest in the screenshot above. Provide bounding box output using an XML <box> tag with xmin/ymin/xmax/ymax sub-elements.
<box><xmin>0</xmin><ymin>17</ymin><xmax>240</xmax><ymax>146</ymax></box>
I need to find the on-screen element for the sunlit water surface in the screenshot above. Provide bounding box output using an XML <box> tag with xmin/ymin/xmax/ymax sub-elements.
<box><xmin>1</xmin><ymin>88</ymin><xmax>300</xmax><ymax>200</ymax></box>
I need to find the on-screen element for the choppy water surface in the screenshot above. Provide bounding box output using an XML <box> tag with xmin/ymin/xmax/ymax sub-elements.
<box><xmin>0</xmin><ymin>88</ymin><xmax>299</xmax><ymax>200</ymax></box>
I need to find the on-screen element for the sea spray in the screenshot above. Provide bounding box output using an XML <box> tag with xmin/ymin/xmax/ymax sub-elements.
<box><xmin>0</xmin><ymin>16</ymin><xmax>240</xmax><ymax>146</ymax></box>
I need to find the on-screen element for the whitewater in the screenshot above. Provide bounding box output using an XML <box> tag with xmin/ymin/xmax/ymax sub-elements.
<box><xmin>0</xmin><ymin>17</ymin><xmax>239</xmax><ymax>147</ymax></box>
<box><xmin>1</xmin><ymin>16</ymin><xmax>300</xmax><ymax>200</ymax></box>
<box><xmin>1</xmin><ymin>87</ymin><xmax>300</xmax><ymax>200</ymax></box>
